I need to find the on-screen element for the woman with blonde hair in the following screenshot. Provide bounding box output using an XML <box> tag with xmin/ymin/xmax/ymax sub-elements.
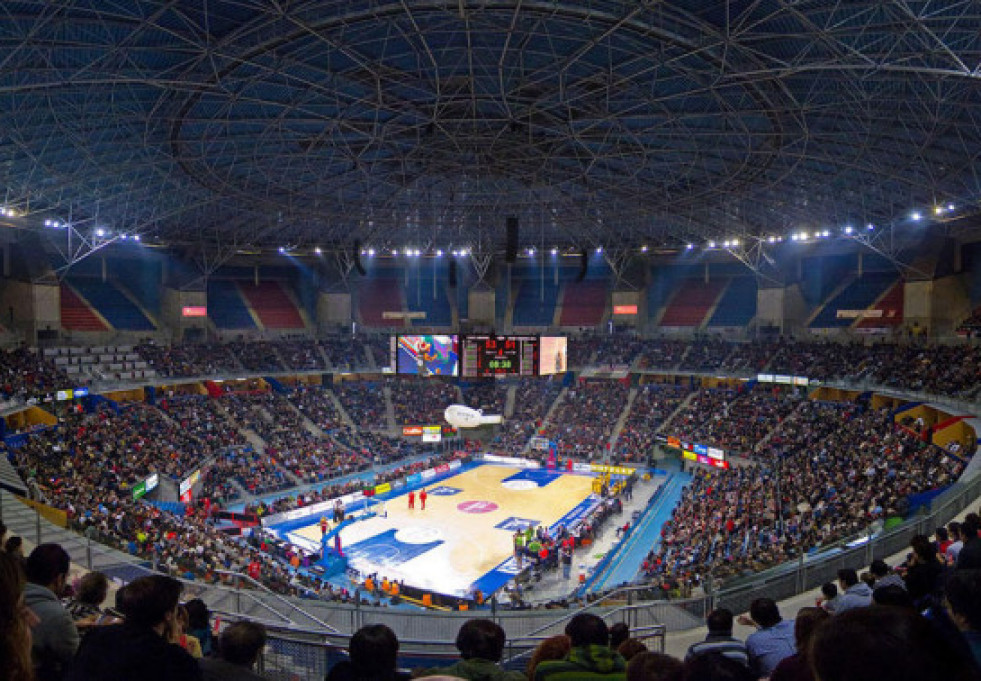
<box><xmin>1</xmin><ymin>552</ymin><xmax>38</xmax><ymax>681</ymax></box>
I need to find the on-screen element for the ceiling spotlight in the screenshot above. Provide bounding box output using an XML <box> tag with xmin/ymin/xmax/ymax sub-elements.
<box><xmin>732</xmin><ymin>239</ymin><xmax>740</xmax><ymax>246</ymax></box>
<box><xmin>595</xmin><ymin>246</ymin><xmax>603</xmax><ymax>254</ymax></box>
<box><xmin>866</xmin><ymin>223</ymin><xmax>874</xmax><ymax>231</ymax></box>
<box><xmin>44</xmin><ymin>219</ymin><xmax>52</xmax><ymax>227</ymax></box>
<box><xmin>947</xmin><ymin>203</ymin><xmax>955</xmax><ymax>211</ymax></box>
<box><xmin>550</xmin><ymin>248</ymin><xmax>558</xmax><ymax>256</ymax></box>
<box><xmin>844</xmin><ymin>226</ymin><xmax>854</xmax><ymax>235</ymax></box>
<box><xmin>767</xmin><ymin>236</ymin><xmax>776</xmax><ymax>243</ymax></box>
<box><xmin>460</xmin><ymin>248</ymin><xmax>469</xmax><ymax>256</ymax></box>
<box><xmin>641</xmin><ymin>245</ymin><xmax>648</xmax><ymax>253</ymax></box>
<box><xmin>934</xmin><ymin>206</ymin><xmax>945</xmax><ymax>215</ymax></box>
<box><xmin>95</xmin><ymin>228</ymin><xmax>106</xmax><ymax>237</ymax></box>
<box><xmin>391</xmin><ymin>248</ymin><xmax>398</xmax><ymax>255</ymax></box>
<box><xmin>314</xmin><ymin>247</ymin><xmax>322</xmax><ymax>255</ymax></box>
<box><xmin>708</xmin><ymin>241</ymin><xmax>716</xmax><ymax>248</ymax></box>
<box><xmin>133</xmin><ymin>235</ymin><xmax>140</xmax><ymax>242</ymax></box>
<box><xmin>367</xmin><ymin>248</ymin><xmax>375</xmax><ymax>256</ymax></box>
<box><xmin>723</xmin><ymin>240</ymin><xmax>730</xmax><ymax>248</ymax></box>
<box><xmin>791</xmin><ymin>234</ymin><xmax>799</xmax><ymax>242</ymax></box>
<box><xmin>278</xmin><ymin>246</ymin><xmax>286</xmax><ymax>253</ymax></box>
<box><xmin>686</xmin><ymin>244</ymin><xmax>693</xmax><ymax>250</ymax></box>
<box><xmin>911</xmin><ymin>211</ymin><xmax>922</xmax><ymax>221</ymax></box>
<box><xmin>436</xmin><ymin>249</ymin><xmax>443</xmax><ymax>256</ymax></box>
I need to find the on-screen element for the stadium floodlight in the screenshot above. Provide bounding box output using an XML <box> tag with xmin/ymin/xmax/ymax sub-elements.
<box><xmin>686</xmin><ymin>243</ymin><xmax>694</xmax><ymax>250</ymax></box>
<box><xmin>844</xmin><ymin>226</ymin><xmax>854</xmax><ymax>235</ymax></box>
<box><xmin>391</xmin><ymin>248</ymin><xmax>398</xmax><ymax>255</ymax></box>
<box><xmin>278</xmin><ymin>246</ymin><xmax>286</xmax><ymax>253</ymax></box>
<box><xmin>367</xmin><ymin>248</ymin><xmax>375</xmax><ymax>256</ymax></box>
<box><xmin>459</xmin><ymin>248</ymin><xmax>469</xmax><ymax>256</ymax></box>
<box><xmin>436</xmin><ymin>249</ymin><xmax>443</xmax><ymax>256</ymax></box>
<box><xmin>866</xmin><ymin>223</ymin><xmax>874</xmax><ymax>230</ymax></box>
<box><xmin>596</xmin><ymin>246</ymin><xmax>603</xmax><ymax>254</ymax></box>
<box><xmin>948</xmin><ymin>203</ymin><xmax>955</xmax><ymax>211</ymax></box>
<box><xmin>95</xmin><ymin>228</ymin><xmax>106</xmax><ymax>237</ymax></box>
<box><xmin>911</xmin><ymin>211</ymin><xmax>922</xmax><ymax>221</ymax></box>
<box><xmin>315</xmin><ymin>247</ymin><xmax>322</xmax><ymax>255</ymax></box>
<box><xmin>732</xmin><ymin>238</ymin><xmax>740</xmax><ymax>246</ymax></box>
<box><xmin>550</xmin><ymin>247</ymin><xmax>558</xmax><ymax>256</ymax></box>
<box><xmin>707</xmin><ymin>241</ymin><xmax>716</xmax><ymax>248</ymax></box>
<box><xmin>934</xmin><ymin>206</ymin><xmax>945</xmax><ymax>215</ymax></box>
<box><xmin>133</xmin><ymin>235</ymin><xmax>140</xmax><ymax>242</ymax></box>
<box><xmin>641</xmin><ymin>245</ymin><xmax>648</xmax><ymax>253</ymax></box>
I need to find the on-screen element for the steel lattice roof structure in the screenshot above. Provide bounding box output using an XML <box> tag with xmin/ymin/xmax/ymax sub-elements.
<box><xmin>1</xmin><ymin>1</ymin><xmax>980</xmax><ymax>259</ymax></box>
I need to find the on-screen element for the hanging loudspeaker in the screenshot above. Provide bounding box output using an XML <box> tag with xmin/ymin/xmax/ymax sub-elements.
<box><xmin>575</xmin><ymin>250</ymin><xmax>588</xmax><ymax>282</ymax></box>
<box><xmin>505</xmin><ymin>216</ymin><xmax>519</xmax><ymax>263</ymax></box>
<box><xmin>353</xmin><ymin>240</ymin><xmax>366</xmax><ymax>275</ymax></box>
<box><xmin>448</xmin><ymin>259</ymin><xmax>457</xmax><ymax>288</ymax></box>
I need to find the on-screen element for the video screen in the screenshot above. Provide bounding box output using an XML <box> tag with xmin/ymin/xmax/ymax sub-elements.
<box><xmin>539</xmin><ymin>336</ymin><xmax>567</xmax><ymax>375</ymax></box>
<box><xmin>396</xmin><ymin>335</ymin><xmax>459</xmax><ymax>376</ymax></box>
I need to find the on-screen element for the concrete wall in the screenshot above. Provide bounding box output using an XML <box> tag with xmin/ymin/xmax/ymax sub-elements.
<box><xmin>318</xmin><ymin>292</ymin><xmax>352</xmax><ymax>328</ymax></box>
<box><xmin>161</xmin><ymin>287</ymin><xmax>207</xmax><ymax>341</ymax></box>
<box><xmin>756</xmin><ymin>284</ymin><xmax>808</xmax><ymax>334</ymax></box>
<box><xmin>0</xmin><ymin>280</ymin><xmax>59</xmax><ymax>340</ymax></box>
<box><xmin>468</xmin><ymin>288</ymin><xmax>495</xmax><ymax>325</ymax></box>
<box><xmin>904</xmin><ymin>275</ymin><xmax>971</xmax><ymax>335</ymax></box>
<box><xmin>611</xmin><ymin>290</ymin><xmax>641</xmax><ymax>328</ymax></box>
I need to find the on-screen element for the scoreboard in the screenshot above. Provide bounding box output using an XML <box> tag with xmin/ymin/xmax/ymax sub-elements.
<box><xmin>461</xmin><ymin>335</ymin><xmax>539</xmax><ymax>377</ymax></box>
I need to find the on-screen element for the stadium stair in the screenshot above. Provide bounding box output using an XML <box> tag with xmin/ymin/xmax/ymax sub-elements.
<box><xmin>66</xmin><ymin>279</ymin><xmax>156</xmax><ymax>331</ymax></box>
<box><xmin>753</xmin><ymin>399</ymin><xmax>808</xmax><ymax>454</ymax></box>
<box><xmin>0</xmin><ymin>454</ymin><xmax>28</xmax><ymax>495</ymax></box>
<box><xmin>528</xmin><ymin>387</ymin><xmax>569</xmax><ymax>453</ymax></box>
<box><xmin>60</xmin><ymin>283</ymin><xmax>110</xmax><ymax>332</ymax></box>
<box><xmin>239</xmin><ymin>281</ymin><xmax>307</xmax><ymax>330</ymax></box>
<box><xmin>504</xmin><ymin>385</ymin><xmax>517</xmax><ymax>418</ymax></box>
<box><xmin>656</xmin><ymin>391</ymin><xmax>698</xmax><ymax>434</ymax></box>
<box><xmin>658</xmin><ymin>279</ymin><xmax>727</xmax><ymax>328</ymax></box>
<box><xmin>207</xmin><ymin>280</ymin><xmax>259</xmax><ymax>330</ymax></box>
<box><xmin>383</xmin><ymin>384</ymin><xmax>397</xmax><ymax>433</ymax></box>
<box><xmin>856</xmin><ymin>281</ymin><xmax>904</xmax><ymax>329</ymax></box>
<box><xmin>328</xmin><ymin>390</ymin><xmax>356</xmax><ymax>428</ymax></box>
<box><xmin>607</xmin><ymin>387</ymin><xmax>638</xmax><ymax>457</ymax></box>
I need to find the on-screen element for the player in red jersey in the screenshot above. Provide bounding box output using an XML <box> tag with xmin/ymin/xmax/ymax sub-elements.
<box><xmin>419</xmin><ymin>488</ymin><xmax>427</xmax><ymax>510</ymax></box>
<box><xmin>408</xmin><ymin>490</ymin><xmax>415</xmax><ymax>509</ymax></box>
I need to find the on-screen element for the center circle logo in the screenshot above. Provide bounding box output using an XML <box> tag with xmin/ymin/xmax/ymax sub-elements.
<box><xmin>457</xmin><ymin>500</ymin><xmax>499</xmax><ymax>514</ymax></box>
<box><xmin>502</xmin><ymin>480</ymin><xmax>538</xmax><ymax>491</ymax></box>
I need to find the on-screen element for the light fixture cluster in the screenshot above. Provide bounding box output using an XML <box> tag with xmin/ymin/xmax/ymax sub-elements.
<box><xmin>0</xmin><ymin>206</ymin><xmax>19</xmax><ymax>218</ymax></box>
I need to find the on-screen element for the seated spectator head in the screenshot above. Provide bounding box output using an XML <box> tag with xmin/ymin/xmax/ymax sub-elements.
<box><xmin>869</xmin><ymin>559</ymin><xmax>891</xmax><ymax>579</ymax></box>
<box><xmin>949</xmin><ymin>522</ymin><xmax>962</xmax><ymax>541</ymax></box>
<box><xmin>963</xmin><ymin>514</ymin><xmax>980</xmax><ymax>539</ymax></box>
<box><xmin>76</xmin><ymin>571</ymin><xmax>109</xmax><ymax>607</ymax></box>
<box><xmin>682</xmin><ymin>651</ymin><xmax>754</xmax><ymax>681</ymax></box>
<box><xmin>184</xmin><ymin>598</ymin><xmax>210</xmax><ymax>632</ymax></box>
<box><xmin>4</xmin><ymin>535</ymin><xmax>24</xmax><ymax>557</ymax></box>
<box><xmin>872</xmin><ymin>585</ymin><xmax>915</xmax><ymax>610</ymax></box>
<box><xmin>837</xmin><ymin>568</ymin><xmax>859</xmax><ymax>588</ymax></box>
<box><xmin>218</xmin><ymin>621</ymin><xmax>267</xmax><ymax>668</ymax></box>
<box><xmin>935</xmin><ymin>527</ymin><xmax>949</xmax><ymax>544</ymax></box>
<box><xmin>810</xmin><ymin>606</ymin><xmax>977</xmax><ymax>681</ymax></box>
<box><xmin>748</xmin><ymin>598</ymin><xmax>781</xmax><ymax>628</ymax></box>
<box><xmin>626</xmin><ymin>651</ymin><xmax>684</xmax><ymax>681</ymax></box>
<box><xmin>706</xmin><ymin>608</ymin><xmax>735</xmax><ymax>636</ymax></box>
<box><xmin>792</xmin><ymin>607</ymin><xmax>828</xmax><ymax>661</ymax></box>
<box><xmin>455</xmin><ymin>619</ymin><xmax>507</xmax><ymax>662</ymax></box>
<box><xmin>528</xmin><ymin>635</ymin><xmax>571</xmax><ymax>679</ymax></box>
<box><xmin>1</xmin><ymin>553</ymin><xmax>36</xmax><ymax>681</ymax></box>
<box><xmin>25</xmin><ymin>543</ymin><xmax>71</xmax><ymax>595</ymax></box>
<box><xmin>909</xmin><ymin>535</ymin><xmax>936</xmax><ymax>563</ymax></box>
<box><xmin>565</xmin><ymin>613</ymin><xmax>610</xmax><ymax>648</ymax></box>
<box><xmin>617</xmin><ymin>639</ymin><xmax>647</xmax><ymax>662</ymax></box>
<box><xmin>350</xmin><ymin>623</ymin><xmax>399</xmax><ymax>679</ymax></box>
<box><xmin>821</xmin><ymin>582</ymin><xmax>838</xmax><ymax>600</ymax></box>
<box><xmin>118</xmin><ymin>575</ymin><xmax>182</xmax><ymax>633</ymax></box>
<box><xmin>609</xmin><ymin>622</ymin><xmax>630</xmax><ymax>650</ymax></box>
<box><xmin>944</xmin><ymin>570</ymin><xmax>981</xmax><ymax>634</ymax></box>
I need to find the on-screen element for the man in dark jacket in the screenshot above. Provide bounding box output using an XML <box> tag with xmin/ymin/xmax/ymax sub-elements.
<box><xmin>24</xmin><ymin>543</ymin><xmax>79</xmax><ymax>681</ymax></box>
<box><xmin>416</xmin><ymin>618</ymin><xmax>525</xmax><ymax>681</ymax></box>
<box><xmin>534</xmin><ymin>614</ymin><xmax>627</xmax><ymax>681</ymax></box>
<box><xmin>70</xmin><ymin>574</ymin><xmax>202</xmax><ymax>681</ymax></box>
<box><xmin>200</xmin><ymin>621</ymin><xmax>268</xmax><ymax>681</ymax></box>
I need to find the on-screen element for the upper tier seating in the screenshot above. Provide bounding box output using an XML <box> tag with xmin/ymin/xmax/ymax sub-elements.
<box><xmin>856</xmin><ymin>281</ymin><xmax>904</xmax><ymax>329</ymax></box>
<box><xmin>559</xmin><ymin>280</ymin><xmax>607</xmax><ymax>327</ymax></box>
<box><xmin>67</xmin><ymin>279</ymin><xmax>156</xmax><ymax>330</ymax></box>
<box><xmin>658</xmin><ymin>279</ymin><xmax>726</xmax><ymax>327</ymax></box>
<box><xmin>706</xmin><ymin>278</ymin><xmax>757</xmax><ymax>327</ymax></box>
<box><xmin>407</xmin><ymin>282</ymin><xmax>453</xmax><ymax>327</ymax></box>
<box><xmin>359</xmin><ymin>279</ymin><xmax>403</xmax><ymax>327</ymax></box>
<box><xmin>60</xmin><ymin>283</ymin><xmax>109</xmax><ymax>332</ymax></box>
<box><xmin>239</xmin><ymin>281</ymin><xmax>305</xmax><ymax>329</ymax></box>
<box><xmin>207</xmin><ymin>280</ymin><xmax>258</xmax><ymax>329</ymax></box>
<box><xmin>809</xmin><ymin>271</ymin><xmax>897</xmax><ymax>328</ymax></box>
<box><xmin>513</xmin><ymin>278</ymin><xmax>560</xmax><ymax>326</ymax></box>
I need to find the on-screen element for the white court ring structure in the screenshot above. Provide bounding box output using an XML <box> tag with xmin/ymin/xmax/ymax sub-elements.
<box><xmin>394</xmin><ymin>526</ymin><xmax>444</xmax><ymax>544</ymax></box>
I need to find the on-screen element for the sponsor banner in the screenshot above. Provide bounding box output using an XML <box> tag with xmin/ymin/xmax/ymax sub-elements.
<box><xmin>262</xmin><ymin>490</ymin><xmax>365</xmax><ymax>527</ymax></box>
<box><xmin>666</xmin><ymin>436</ymin><xmax>681</xmax><ymax>449</ymax></box>
<box><xmin>433</xmin><ymin>463</ymin><xmax>450</xmax><ymax>474</ymax></box>
<box><xmin>145</xmin><ymin>473</ymin><xmax>159</xmax><ymax>493</ymax></box>
<box><xmin>550</xmin><ymin>494</ymin><xmax>603</xmax><ymax>533</ymax></box>
<box><xmin>132</xmin><ymin>480</ymin><xmax>147</xmax><ymax>500</ymax></box>
<box><xmin>423</xmin><ymin>425</ymin><xmax>441</xmax><ymax>443</ymax></box>
<box><xmin>402</xmin><ymin>426</ymin><xmax>423</xmax><ymax>436</ymax></box>
<box><xmin>612</xmin><ymin>304</ymin><xmax>638</xmax><ymax>315</ymax></box>
<box><xmin>708</xmin><ymin>447</ymin><xmax>725</xmax><ymax>461</ymax></box>
<box><xmin>483</xmin><ymin>454</ymin><xmax>540</xmax><ymax>468</ymax></box>
<box><xmin>836</xmin><ymin>308</ymin><xmax>883</xmax><ymax>319</ymax></box>
<box><xmin>374</xmin><ymin>482</ymin><xmax>392</xmax><ymax>496</ymax></box>
<box><xmin>589</xmin><ymin>464</ymin><xmax>636</xmax><ymax>476</ymax></box>
<box><xmin>406</xmin><ymin>473</ymin><xmax>423</xmax><ymax>485</ymax></box>
<box><xmin>182</xmin><ymin>306</ymin><xmax>207</xmax><ymax>317</ymax></box>
<box><xmin>448</xmin><ymin>460</ymin><xmax>461</xmax><ymax>471</ymax></box>
<box><xmin>420</xmin><ymin>469</ymin><xmax>436</xmax><ymax>480</ymax></box>
<box><xmin>179</xmin><ymin>469</ymin><xmax>201</xmax><ymax>495</ymax></box>
<box><xmin>693</xmin><ymin>444</ymin><xmax>708</xmax><ymax>456</ymax></box>
<box><xmin>572</xmin><ymin>462</ymin><xmax>592</xmax><ymax>473</ymax></box>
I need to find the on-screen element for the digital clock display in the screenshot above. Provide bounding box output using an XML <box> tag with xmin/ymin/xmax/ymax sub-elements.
<box><xmin>461</xmin><ymin>335</ymin><xmax>539</xmax><ymax>377</ymax></box>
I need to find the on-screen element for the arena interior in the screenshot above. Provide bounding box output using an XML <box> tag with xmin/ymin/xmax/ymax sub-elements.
<box><xmin>1</xmin><ymin>2</ymin><xmax>981</xmax><ymax>680</ymax></box>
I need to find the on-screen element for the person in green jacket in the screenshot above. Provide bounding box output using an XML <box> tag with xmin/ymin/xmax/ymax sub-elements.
<box><xmin>415</xmin><ymin>619</ymin><xmax>525</xmax><ymax>681</ymax></box>
<box><xmin>533</xmin><ymin>614</ymin><xmax>627</xmax><ymax>681</ymax></box>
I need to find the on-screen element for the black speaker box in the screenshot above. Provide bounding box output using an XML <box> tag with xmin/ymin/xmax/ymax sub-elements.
<box><xmin>505</xmin><ymin>217</ymin><xmax>519</xmax><ymax>263</ymax></box>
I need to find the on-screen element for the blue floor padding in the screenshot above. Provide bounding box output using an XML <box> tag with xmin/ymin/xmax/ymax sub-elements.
<box><xmin>590</xmin><ymin>471</ymin><xmax>691</xmax><ymax>591</ymax></box>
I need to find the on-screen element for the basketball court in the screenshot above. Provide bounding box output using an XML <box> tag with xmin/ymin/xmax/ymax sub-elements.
<box><xmin>283</xmin><ymin>463</ymin><xmax>602</xmax><ymax>597</ymax></box>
